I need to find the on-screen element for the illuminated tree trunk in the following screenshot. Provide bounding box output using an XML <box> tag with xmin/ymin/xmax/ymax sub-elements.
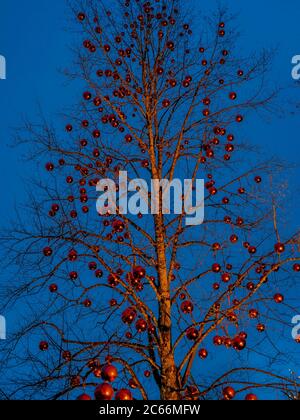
<box><xmin>155</xmin><ymin>212</ymin><xmax>181</xmax><ymax>400</ymax></box>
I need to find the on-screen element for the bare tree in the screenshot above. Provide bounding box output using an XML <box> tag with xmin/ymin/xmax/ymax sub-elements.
<box><xmin>1</xmin><ymin>0</ymin><xmax>300</xmax><ymax>401</ymax></box>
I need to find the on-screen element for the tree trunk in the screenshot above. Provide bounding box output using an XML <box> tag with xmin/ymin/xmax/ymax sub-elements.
<box><xmin>155</xmin><ymin>212</ymin><xmax>181</xmax><ymax>400</ymax></box>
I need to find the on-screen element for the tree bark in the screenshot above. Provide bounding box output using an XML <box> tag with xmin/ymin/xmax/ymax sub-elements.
<box><xmin>155</xmin><ymin>212</ymin><xmax>181</xmax><ymax>400</ymax></box>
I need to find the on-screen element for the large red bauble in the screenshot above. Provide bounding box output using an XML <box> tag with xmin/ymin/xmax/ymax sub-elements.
<box><xmin>222</xmin><ymin>273</ymin><xmax>231</xmax><ymax>283</ymax></box>
<box><xmin>94</xmin><ymin>383</ymin><xmax>114</xmax><ymax>400</ymax></box>
<box><xmin>245</xmin><ymin>393</ymin><xmax>258</xmax><ymax>400</ymax></box>
<box><xmin>180</xmin><ymin>300</ymin><xmax>194</xmax><ymax>314</ymax></box>
<box><xmin>45</xmin><ymin>162</ymin><xmax>54</xmax><ymax>171</ymax></box>
<box><xmin>198</xmin><ymin>348</ymin><xmax>208</xmax><ymax>359</ymax></box>
<box><xmin>101</xmin><ymin>364</ymin><xmax>118</xmax><ymax>382</ymax></box>
<box><xmin>274</xmin><ymin>242</ymin><xmax>285</xmax><ymax>254</ymax></box>
<box><xmin>77</xmin><ymin>12</ymin><xmax>85</xmax><ymax>21</ymax></box>
<box><xmin>39</xmin><ymin>341</ymin><xmax>48</xmax><ymax>351</ymax></box>
<box><xmin>83</xmin><ymin>91</ymin><xmax>92</xmax><ymax>100</ymax></box>
<box><xmin>122</xmin><ymin>307</ymin><xmax>137</xmax><ymax>325</ymax></box>
<box><xmin>293</xmin><ymin>263</ymin><xmax>300</xmax><ymax>272</ymax></box>
<box><xmin>248</xmin><ymin>246</ymin><xmax>257</xmax><ymax>255</ymax></box>
<box><xmin>274</xmin><ymin>293</ymin><xmax>284</xmax><ymax>303</ymax></box>
<box><xmin>223</xmin><ymin>386</ymin><xmax>235</xmax><ymax>400</ymax></box>
<box><xmin>62</xmin><ymin>350</ymin><xmax>71</xmax><ymax>361</ymax></box>
<box><xmin>213</xmin><ymin>335</ymin><xmax>223</xmax><ymax>346</ymax></box>
<box><xmin>112</xmin><ymin>220</ymin><xmax>125</xmax><ymax>233</ymax></box>
<box><xmin>77</xmin><ymin>393</ymin><xmax>91</xmax><ymax>400</ymax></box>
<box><xmin>186</xmin><ymin>327</ymin><xmax>199</xmax><ymax>340</ymax></box>
<box><xmin>115</xmin><ymin>389</ymin><xmax>133</xmax><ymax>401</ymax></box>
<box><xmin>212</xmin><ymin>263</ymin><xmax>221</xmax><ymax>273</ymax></box>
<box><xmin>249</xmin><ymin>308</ymin><xmax>259</xmax><ymax>319</ymax></box>
<box><xmin>43</xmin><ymin>247</ymin><xmax>53</xmax><ymax>257</ymax></box>
<box><xmin>135</xmin><ymin>318</ymin><xmax>147</xmax><ymax>333</ymax></box>
<box><xmin>49</xmin><ymin>284</ymin><xmax>58</xmax><ymax>293</ymax></box>
<box><xmin>133</xmin><ymin>266</ymin><xmax>146</xmax><ymax>279</ymax></box>
<box><xmin>232</xmin><ymin>336</ymin><xmax>246</xmax><ymax>351</ymax></box>
<box><xmin>256</xmin><ymin>323</ymin><xmax>265</xmax><ymax>332</ymax></box>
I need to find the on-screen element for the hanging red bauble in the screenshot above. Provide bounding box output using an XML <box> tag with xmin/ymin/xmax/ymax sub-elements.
<box><xmin>198</xmin><ymin>348</ymin><xmax>208</xmax><ymax>359</ymax></box>
<box><xmin>45</xmin><ymin>162</ymin><xmax>54</xmax><ymax>171</ymax></box>
<box><xmin>274</xmin><ymin>242</ymin><xmax>285</xmax><ymax>254</ymax></box>
<box><xmin>133</xmin><ymin>266</ymin><xmax>146</xmax><ymax>279</ymax></box>
<box><xmin>115</xmin><ymin>389</ymin><xmax>133</xmax><ymax>401</ymax></box>
<box><xmin>77</xmin><ymin>394</ymin><xmax>91</xmax><ymax>400</ymax></box>
<box><xmin>213</xmin><ymin>335</ymin><xmax>223</xmax><ymax>346</ymax></box>
<box><xmin>39</xmin><ymin>341</ymin><xmax>48</xmax><ymax>351</ymax></box>
<box><xmin>186</xmin><ymin>327</ymin><xmax>199</xmax><ymax>340</ymax></box>
<box><xmin>223</xmin><ymin>386</ymin><xmax>235</xmax><ymax>400</ymax></box>
<box><xmin>293</xmin><ymin>263</ymin><xmax>300</xmax><ymax>272</ymax></box>
<box><xmin>136</xmin><ymin>319</ymin><xmax>147</xmax><ymax>333</ymax></box>
<box><xmin>49</xmin><ymin>284</ymin><xmax>58</xmax><ymax>293</ymax></box>
<box><xmin>101</xmin><ymin>364</ymin><xmax>118</xmax><ymax>382</ymax></box>
<box><xmin>94</xmin><ymin>383</ymin><xmax>114</xmax><ymax>400</ymax></box>
<box><xmin>249</xmin><ymin>308</ymin><xmax>259</xmax><ymax>319</ymax></box>
<box><xmin>43</xmin><ymin>247</ymin><xmax>52</xmax><ymax>257</ymax></box>
<box><xmin>245</xmin><ymin>393</ymin><xmax>258</xmax><ymax>400</ymax></box>
<box><xmin>232</xmin><ymin>336</ymin><xmax>246</xmax><ymax>351</ymax></box>
<box><xmin>77</xmin><ymin>13</ymin><xmax>86</xmax><ymax>22</ymax></box>
<box><xmin>180</xmin><ymin>300</ymin><xmax>194</xmax><ymax>314</ymax></box>
<box><xmin>274</xmin><ymin>293</ymin><xmax>284</xmax><ymax>303</ymax></box>
<box><xmin>256</xmin><ymin>323</ymin><xmax>265</xmax><ymax>332</ymax></box>
<box><xmin>212</xmin><ymin>263</ymin><xmax>221</xmax><ymax>273</ymax></box>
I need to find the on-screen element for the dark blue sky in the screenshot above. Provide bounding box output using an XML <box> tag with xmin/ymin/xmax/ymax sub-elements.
<box><xmin>0</xmin><ymin>0</ymin><xmax>300</xmax><ymax>399</ymax></box>
<box><xmin>1</xmin><ymin>0</ymin><xmax>300</xmax><ymax>217</ymax></box>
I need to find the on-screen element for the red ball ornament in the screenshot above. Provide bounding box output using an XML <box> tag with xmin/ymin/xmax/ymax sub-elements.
<box><xmin>274</xmin><ymin>242</ymin><xmax>285</xmax><ymax>254</ymax></box>
<box><xmin>257</xmin><ymin>323</ymin><xmax>265</xmax><ymax>332</ymax></box>
<box><xmin>245</xmin><ymin>393</ymin><xmax>258</xmax><ymax>400</ymax></box>
<box><xmin>83</xmin><ymin>91</ymin><xmax>92</xmax><ymax>100</ymax></box>
<box><xmin>249</xmin><ymin>308</ymin><xmax>259</xmax><ymax>319</ymax></box>
<box><xmin>232</xmin><ymin>336</ymin><xmax>246</xmax><ymax>351</ymax></box>
<box><xmin>213</xmin><ymin>335</ymin><xmax>223</xmax><ymax>346</ymax></box>
<box><xmin>293</xmin><ymin>263</ymin><xmax>300</xmax><ymax>272</ymax></box>
<box><xmin>229</xmin><ymin>92</ymin><xmax>237</xmax><ymax>100</ymax></box>
<box><xmin>133</xmin><ymin>266</ymin><xmax>146</xmax><ymax>279</ymax></box>
<box><xmin>248</xmin><ymin>246</ymin><xmax>257</xmax><ymax>255</ymax></box>
<box><xmin>198</xmin><ymin>348</ymin><xmax>208</xmax><ymax>359</ymax></box>
<box><xmin>45</xmin><ymin>162</ymin><xmax>54</xmax><ymax>171</ymax></box>
<box><xmin>115</xmin><ymin>389</ymin><xmax>133</xmax><ymax>401</ymax></box>
<box><xmin>230</xmin><ymin>234</ymin><xmax>238</xmax><ymax>243</ymax></box>
<box><xmin>136</xmin><ymin>318</ymin><xmax>147</xmax><ymax>333</ymax></box>
<box><xmin>273</xmin><ymin>293</ymin><xmax>284</xmax><ymax>303</ymax></box>
<box><xmin>221</xmin><ymin>273</ymin><xmax>231</xmax><ymax>283</ymax></box>
<box><xmin>212</xmin><ymin>263</ymin><xmax>221</xmax><ymax>273</ymax></box>
<box><xmin>77</xmin><ymin>12</ymin><xmax>86</xmax><ymax>22</ymax></box>
<box><xmin>49</xmin><ymin>284</ymin><xmax>58</xmax><ymax>293</ymax></box>
<box><xmin>77</xmin><ymin>394</ymin><xmax>91</xmax><ymax>400</ymax></box>
<box><xmin>43</xmin><ymin>247</ymin><xmax>52</xmax><ymax>257</ymax></box>
<box><xmin>223</xmin><ymin>386</ymin><xmax>235</xmax><ymax>400</ymax></box>
<box><xmin>180</xmin><ymin>300</ymin><xmax>194</xmax><ymax>314</ymax></box>
<box><xmin>122</xmin><ymin>307</ymin><xmax>137</xmax><ymax>325</ymax></box>
<box><xmin>95</xmin><ymin>383</ymin><xmax>114</xmax><ymax>401</ymax></box>
<box><xmin>39</xmin><ymin>341</ymin><xmax>48</xmax><ymax>351</ymax></box>
<box><xmin>101</xmin><ymin>364</ymin><xmax>118</xmax><ymax>382</ymax></box>
<box><xmin>186</xmin><ymin>327</ymin><xmax>199</xmax><ymax>340</ymax></box>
